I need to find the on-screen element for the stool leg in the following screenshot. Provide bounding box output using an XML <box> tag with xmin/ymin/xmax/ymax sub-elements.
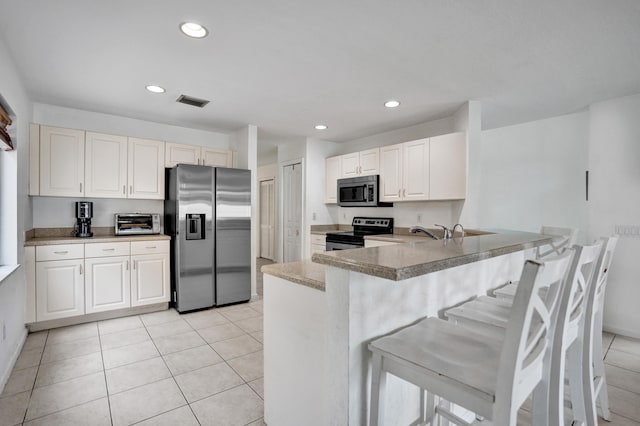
<box><xmin>568</xmin><ymin>339</ymin><xmax>587</xmax><ymax>424</ymax></box>
<box><xmin>370</xmin><ymin>352</ymin><xmax>386</xmax><ymax>426</ymax></box>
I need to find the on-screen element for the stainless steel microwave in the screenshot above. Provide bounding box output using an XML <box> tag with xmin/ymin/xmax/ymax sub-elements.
<box><xmin>337</xmin><ymin>175</ymin><xmax>392</xmax><ymax>207</ymax></box>
<box><xmin>115</xmin><ymin>213</ymin><xmax>161</xmax><ymax>235</ymax></box>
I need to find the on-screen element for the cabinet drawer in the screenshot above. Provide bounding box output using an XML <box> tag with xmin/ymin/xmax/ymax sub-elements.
<box><xmin>85</xmin><ymin>242</ymin><xmax>130</xmax><ymax>258</ymax></box>
<box><xmin>131</xmin><ymin>240</ymin><xmax>169</xmax><ymax>255</ymax></box>
<box><xmin>36</xmin><ymin>244</ymin><xmax>84</xmax><ymax>262</ymax></box>
<box><xmin>310</xmin><ymin>234</ymin><xmax>326</xmax><ymax>245</ymax></box>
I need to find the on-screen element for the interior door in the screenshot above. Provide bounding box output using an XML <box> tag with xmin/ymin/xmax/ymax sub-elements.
<box><xmin>260</xmin><ymin>179</ymin><xmax>276</xmax><ymax>260</ymax></box>
<box><xmin>283</xmin><ymin>163</ymin><xmax>302</xmax><ymax>262</ymax></box>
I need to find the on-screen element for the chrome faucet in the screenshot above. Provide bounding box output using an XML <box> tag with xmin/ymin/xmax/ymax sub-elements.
<box><xmin>435</xmin><ymin>224</ymin><xmax>453</xmax><ymax>240</ymax></box>
<box><xmin>452</xmin><ymin>223</ymin><xmax>465</xmax><ymax>238</ymax></box>
<box><xmin>409</xmin><ymin>226</ymin><xmax>440</xmax><ymax>240</ymax></box>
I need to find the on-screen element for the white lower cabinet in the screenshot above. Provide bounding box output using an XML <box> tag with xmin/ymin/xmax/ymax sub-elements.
<box><xmin>30</xmin><ymin>239</ymin><xmax>170</xmax><ymax>323</ymax></box>
<box><xmin>85</xmin><ymin>255</ymin><xmax>131</xmax><ymax>313</ymax></box>
<box><xmin>131</xmin><ymin>253</ymin><xmax>170</xmax><ymax>306</ymax></box>
<box><xmin>36</xmin><ymin>258</ymin><xmax>84</xmax><ymax>321</ymax></box>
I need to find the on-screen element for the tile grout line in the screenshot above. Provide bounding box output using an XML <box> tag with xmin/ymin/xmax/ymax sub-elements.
<box><xmin>97</xmin><ymin>320</ymin><xmax>115</xmax><ymax>426</ymax></box>
<box><xmin>19</xmin><ymin>330</ymin><xmax>49</xmax><ymax>424</ymax></box>
<box><xmin>142</xmin><ymin>312</ymin><xmax>203</xmax><ymax>426</ymax></box>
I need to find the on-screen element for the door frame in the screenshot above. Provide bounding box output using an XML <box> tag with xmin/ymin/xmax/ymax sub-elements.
<box><xmin>258</xmin><ymin>176</ymin><xmax>276</xmax><ymax>261</ymax></box>
<box><xmin>279</xmin><ymin>158</ymin><xmax>305</xmax><ymax>263</ymax></box>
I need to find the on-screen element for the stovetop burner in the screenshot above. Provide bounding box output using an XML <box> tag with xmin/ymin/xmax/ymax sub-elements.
<box><xmin>325</xmin><ymin>217</ymin><xmax>394</xmax><ymax>245</ymax></box>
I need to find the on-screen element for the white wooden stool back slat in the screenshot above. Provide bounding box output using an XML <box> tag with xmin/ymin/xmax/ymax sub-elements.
<box><xmin>537</xmin><ymin>226</ymin><xmax>579</xmax><ymax>259</ymax></box>
<box><xmin>581</xmin><ymin>236</ymin><xmax>619</xmax><ymax>424</ymax></box>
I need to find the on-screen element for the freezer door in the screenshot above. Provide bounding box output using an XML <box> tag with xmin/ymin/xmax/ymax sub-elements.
<box><xmin>175</xmin><ymin>164</ymin><xmax>215</xmax><ymax>312</ymax></box>
<box><xmin>215</xmin><ymin>168</ymin><xmax>251</xmax><ymax>305</ymax></box>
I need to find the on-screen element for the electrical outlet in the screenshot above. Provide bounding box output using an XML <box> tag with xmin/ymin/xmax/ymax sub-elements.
<box><xmin>417</xmin><ymin>213</ymin><xmax>423</xmax><ymax>223</ymax></box>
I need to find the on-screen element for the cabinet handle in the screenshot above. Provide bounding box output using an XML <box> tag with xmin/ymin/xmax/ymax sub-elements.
<box><xmin>54</xmin><ymin>251</ymin><xmax>68</xmax><ymax>254</ymax></box>
<box><xmin>403</xmin><ymin>189</ymin><xmax>406</xmax><ymax>197</ymax></box>
<box><xmin>146</xmin><ymin>246</ymin><xmax>157</xmax><ymax>249</ymax></box>
<box><xmin>79</xmin><ymin>264</ymin><xmax>83</xmax><ymax>275</ymax></box>
<box><xmin>129</xmin><ymin>185</ymin><xmax>133</xmax><ymax>194</ymax></box>
<box><xmin>79</xmin><ymin>182</ymin><xmax>82</xmax><ymax>192</ymax></box>
<box><xmin>102</xmin><ymin>248</ymin><xmax>115</xmax><ymax>251</ymax></box>
<box><xmin>133</xmin><ymin>260</ymin><xmax>137</xmax><ymax>270</ymax></box>
<box><xmin>126</xmin><ymin>260</ymin><xmax>129</xmax><ymax>270</ymax></box>
<box><xmin>123</xmin><ymin>185</ymin><xmax>125</xmax><ymax>194</ymax></box>
<box><xmin>398</xmin><ymin>189</ymin><xmax>401</xmax><ymax>197</ymax></box>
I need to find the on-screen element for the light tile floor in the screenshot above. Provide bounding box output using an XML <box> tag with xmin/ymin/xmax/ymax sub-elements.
<box><xmin>0</xmin><ymin>299</ymin><xmax>265</xmax><ymax>426</ymax></box>
<box><xmin>2</xmin><ymin>302</ymin><xmax>640</xmax><ymax>425</ymax></box>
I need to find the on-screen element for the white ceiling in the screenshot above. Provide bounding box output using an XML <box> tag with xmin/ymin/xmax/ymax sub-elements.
<box><xmin>1</xmin><ymin>0</ymin><xmax>639</xmax><ymax>143</ymax></box>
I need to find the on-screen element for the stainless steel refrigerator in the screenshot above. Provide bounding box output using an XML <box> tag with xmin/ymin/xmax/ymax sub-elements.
<box><xmin>165</xmin><ymin>164</ymin><xmax>251</xmax><ymax>312</ymax></box>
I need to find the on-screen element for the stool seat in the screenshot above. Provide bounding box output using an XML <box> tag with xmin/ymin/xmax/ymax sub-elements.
<box><xmin>371</xmin><ymin>317</ymin><xmax>505</xmax><ymax>402</ymax></box>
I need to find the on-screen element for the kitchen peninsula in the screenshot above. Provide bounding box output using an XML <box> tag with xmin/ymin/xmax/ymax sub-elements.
<box><xmin>262</xmin><ymin>230</ymin><xmax>553</xmax><ymax>426</ymax></box>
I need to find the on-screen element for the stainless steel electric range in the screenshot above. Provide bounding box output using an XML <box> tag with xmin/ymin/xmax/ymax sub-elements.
<box><xmin>325</xmin><ymin>217</ymin><xmax>394</xmax><ymax>251</ymax></box>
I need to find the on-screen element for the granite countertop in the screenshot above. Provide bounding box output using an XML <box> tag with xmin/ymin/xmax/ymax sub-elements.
<box><xmin>261</xmin><ymin>260</ymin><xmax>326</xmax><ymax>291</ymax></box>
<box><xmin>312</xmin><ymin>230</ymin><xmax>553</xmax><ymax>281</ymax></box>
<box><xmin>310</xmin><ymin>224</ymin><xmax>350</xmax><ymax>235</ymax></box>
<box><xmin>25</xmin><ymin>234</ymin><xmax>170</xmax><ymax>246</ymax></box>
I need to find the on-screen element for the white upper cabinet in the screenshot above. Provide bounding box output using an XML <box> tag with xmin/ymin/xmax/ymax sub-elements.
<box><xmin>39</xmin><ymin>126</ymin><xmax>85</xmax><ymax>197</ymax></box>
<box><xmin>165</xmin><ymin>143</ymin><xmax>233</xmax><ymax>168</ymax></box>
<box><xmin>165</xmin><ymin>142</ymin><xmax>201</xmax><ymax>167</ymax></box>
<box><xmin>359</xmin><ymin>148</ymin><xmax>380</xmax><ymax>176</ymax></box>
<box><xmin>128</xmin><ymin>137</ymin><xmax>165</xmax><ymax>200</ymax></box>
<box><xmin>340</xmin><ymin>148</ymin><xmax>380</xmax><ymax>178</ymax></box>
<box><xmin>380</xmin><ymin>139</ymin><xmax>429</xmax><ymax>202</ymax></box>
<box><xmin>85</xmin><ymin>132</ymin><xmax>128</xmax><ymax>198</ymax></box>
<box><xmin>202</xmin><ymin>147</ymin><xmax>233</xmax><ymax>167</ymax></box>
<box><xmin>429</xmin><ymin>132</ymin><xmax>466</xmax><ymax>199</ymax></box>
<box><xmin>324</xmin><ymin>155</ymin><xmax>341</xmax><ymax>204</ymax></box>
<box><xmin>379</xmin><ymin>143</ymin><xmax>404</xmax><ymax>202</ymax></box>
<box><xmin>402</xmin><ymin>138</ymin><xmax>430</xmax><ymax>201</ymax></box>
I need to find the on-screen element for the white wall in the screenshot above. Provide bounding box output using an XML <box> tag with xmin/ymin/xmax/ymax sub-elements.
<box><xmin>0</xmin><ymin>36</ymin><xmax>32</xmax><ymax>392</ymax></box>
<box><xmin>588</xmin><ymin>93</ymin><xmax>640</xmax><ymax>338</ymax></box>
<box><xmin>32</xmin><ymin>197</ymin><xmax>163</xmax><ymax>230</ymax></box>
<box><xmin>33</xmin><ymin>103</ymin><xmax>232</xmax><ymax>149</ymax></box>
<box><xmin>477</xmin><ymin>111</ymin><xmax>589</xmax><ymax>239</ymax></box>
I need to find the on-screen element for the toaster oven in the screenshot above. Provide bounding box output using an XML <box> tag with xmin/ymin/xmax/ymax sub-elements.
<box><xmin>115</xmin><ymin>213</ymin><xmax>161</xmax><ymax>235</ymax></box>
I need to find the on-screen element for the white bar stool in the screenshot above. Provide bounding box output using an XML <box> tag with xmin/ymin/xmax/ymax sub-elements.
<box><xmin>445</xmin><ymin>241</ymin><xmax>604</xmax><ymax>425</ymax></box>
<box><xmin>368</xmin><ymin>252</ymin><xmax>572</xmax><ymax>426</ymax></box>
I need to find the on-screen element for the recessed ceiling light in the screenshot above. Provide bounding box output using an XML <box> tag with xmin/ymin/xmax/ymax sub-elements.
<box><xmin>315</xmin><ymin>124</ymin><xmax>328</xmax><ymax>130</ymax></box>
<box><xmin>180</xmin><ymin>22</ymin><xmax>208</xmax><ymax>38</ymax></box>
<box><xmin>384</xmin><ymin>100</ymin><xmax>400</xmax><ymax>108</ymax></box>
<box><xmin>145</xmin><ymin>85</ymin><xmax>166</xmax><ymax>94</ymax></box>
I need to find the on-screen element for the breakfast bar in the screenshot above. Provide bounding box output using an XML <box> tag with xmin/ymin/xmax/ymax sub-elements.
<box><xmin>262</xmin><ymin>230</ymin><xmax>553</xmax><ymax>426</ymax></box>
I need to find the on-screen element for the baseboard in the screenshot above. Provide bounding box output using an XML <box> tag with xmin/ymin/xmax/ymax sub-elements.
<box><xmin>604</xmin><ymin>324</ymin><xmax>640</xmax><ymax>340</ymax></box>
<box><xmin>0</xmin><ymin>327</ymin><xmax>28</xmax><ymax>394</ymax></box>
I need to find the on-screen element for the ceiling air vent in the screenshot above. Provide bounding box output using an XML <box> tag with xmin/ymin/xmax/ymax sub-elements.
<box><xmin>176</xmin><ymin>95</ymin><xmax>210</xmax><ymax>108</ymax></box>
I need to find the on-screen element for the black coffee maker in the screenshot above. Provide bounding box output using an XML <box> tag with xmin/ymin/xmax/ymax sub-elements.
<box><xmin>74</xmin><ymin>201</ymin><xmax>93</xmax><ymax>238</ymax></box>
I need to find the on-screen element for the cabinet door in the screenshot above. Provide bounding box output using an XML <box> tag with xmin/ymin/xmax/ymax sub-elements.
<box><xmin>430</xmin><ymin>132</ymin><xmax>467</xmax><ymax>200</ymax></box>
<box><xmin>85</xmin><ymin>132</ymin><xmax>128</xmax><ymax>198</ymax></box>
<box><xmin>359</xmin><ymin>148</ymin><xmax>379</xmax><ymax>176</ymax></box>
<box><xmin>36</xmin><ymin>259</ymin><xmax>84</xmax><ymax>321</ymax></box>
<box><xmin>202</xmin><ymin>148</ymin><xmax>233</xmax><ymax>167</ymax></box>
<box><xmin>165</xmin><ymin>142</ymin><xmax>201</xmax><ymax>167</ymax></box>
<box><xmin>340</xmin><ymin>152</ymin><xmax>360</xmax><ymax>178</ymax></box>
<box><xmin>85</xmin><ymin>256</ymin><xmax>131</xmax><ymax>313</ymax></box>
<box><xmin>403</xmin><ymin>138</ymin><xmax>430</xmax><ymax>201</ymax></box>
<box><xmin>39</xmin><ymin>126</ymin><xmax>85</xmax><ymax>197</ymax></box>
<box><xmin>128</xmin><ymin>137</ymin><xmax>165</xmax><ymax>199</ymax></box>
<box><xmin>379</xmin><ymin>143</ymin><xmax>403</xmax><ymax>202</ymax></box>
<box><xmin>324</xmin><ymin>156</ymin><xmax>341</xmax><ymax>204</ymax></box>
<box><xmin>131</xmin><ymin>253</ymin><xmax>170</xmax><ymax>306</ymax></box>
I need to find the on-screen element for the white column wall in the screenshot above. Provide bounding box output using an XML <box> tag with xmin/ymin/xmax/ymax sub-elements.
<box><xmin>588</xmin><ymin>93</ymin><xmax>640</xmax><ymax>338</ymax></box>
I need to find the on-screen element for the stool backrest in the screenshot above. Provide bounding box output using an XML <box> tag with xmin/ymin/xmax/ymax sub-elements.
<box><xmin>538</xmin><ymin>226</ymin><xmax>579</xmax><ymax>259</ymax></box>
<box><xmin>496</xmin><ymin>251</ymin><xmax>573</xmax><ymax>415</ymax></box>
<box><xmin>589</xmin><ymin>236</ymin><xmax>619</xmax><ymax>317</ymax></box>
<box><xmin>557</xmin><ymin>241</ymin><xmax>604</xmax><ymax>341</ymax></box>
